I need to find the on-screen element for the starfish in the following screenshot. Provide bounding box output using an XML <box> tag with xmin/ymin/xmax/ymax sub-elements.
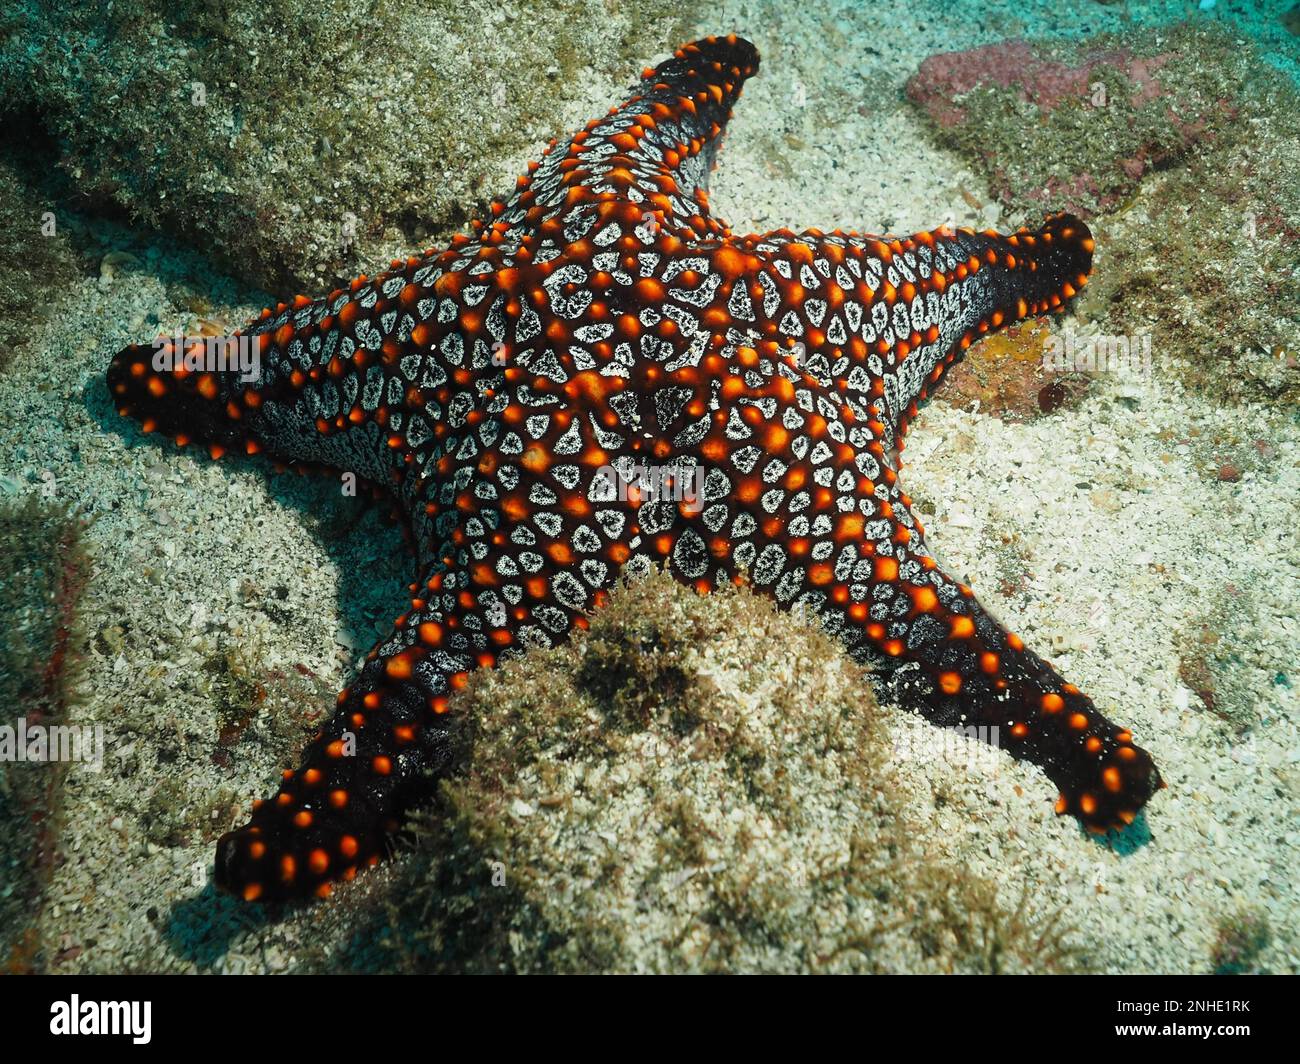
<box><xmin>106</xmin><ymin>34</ymin><xmax>1161</xmax><ymax>903</ymax></box>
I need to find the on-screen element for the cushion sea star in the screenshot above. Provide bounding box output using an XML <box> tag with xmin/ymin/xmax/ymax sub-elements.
<box><xmin>106</xmin><ymin>34</ymin><xmax>1161</xmax><ymax>903</ymax></box>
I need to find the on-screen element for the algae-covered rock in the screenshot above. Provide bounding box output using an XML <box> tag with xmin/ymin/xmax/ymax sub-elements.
<box><xmin>363</xmin><ymin>572</ymin><xmax>1086</xmax><ymax>974</ymax></box>
<box><xmin>0</xmin><ymin>159</ymin><xmax>80</xmax><ymax>373</ymax></box>
<box><xmin>0</xmin><ymin>494</ymin><xmax>90</xmax><ymax>972</ymax></box>
<box><xmin>907</xmin><ymin>21</ymin><xmax>1264</xmax><ymax>220</ymax></box>
<box><xmin>908</xmin><ymin>21</ymin><xmax>1300</xmax><ymax>406</ymax></box>
<box><xmin>0</xmin><ymin>0</ymin><xmax>690</xmax><ymax>295</ymax></box>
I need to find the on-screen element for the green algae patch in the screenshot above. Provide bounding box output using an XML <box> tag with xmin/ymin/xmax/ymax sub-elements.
<box><xmin>334</xmin><ymin>572</ymin><xmax>1087</xmax><ymax>974</ymax></box>
<box><xmin>0</xmin><ymin>494</ymin><xmax>91</xmax><ymax>971</ymax></box>
<box><xmin>908</xmin><ymin>22</ymin><xmax>1300</xmax><ymax>407</ymax></box>
<box><xmin>1211</xmin><ymin>906</ymin><xmax>1272</xmax><ymax>975</ymax></box>
<box><xmin>0</xmin><ymin>0</ymin><xmax>691</xmax><ymax>295</ymax></box>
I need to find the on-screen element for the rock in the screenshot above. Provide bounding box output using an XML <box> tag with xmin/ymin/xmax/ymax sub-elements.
<box><xmin>0</xmin><ymin>0</ymin><xmax>690</xmax><ymax>293</ymax></box>
<box><xmin>905</xmin><ymin>23</ymin><xmax>1245</xmax><ymax>219</ymax></box>
<box><xmin>372</xmin><ymin>573</ymin><xmax>1087</xmax><ymax>974</ymax></box>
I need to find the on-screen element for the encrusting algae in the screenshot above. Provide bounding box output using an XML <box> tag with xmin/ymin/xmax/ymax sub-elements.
<box><xmin>345</xmin><ymin>572</ymin><xmax>1088</xmax><ymax>974</ymax></box>
<box><xmin>0</xmin><ymin>495</ymin><xmax>91</xmax><ymax>972</ymax></box>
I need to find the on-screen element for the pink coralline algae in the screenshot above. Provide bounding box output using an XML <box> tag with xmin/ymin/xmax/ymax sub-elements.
<box><xmin>906</xmin><ymin>41</ymin><xmax>1116</xmax><ymax>126</ymax></box>
<box><xmin>905</xmin><ymin>34</ymin><xmax>1235</xmax><ymax>218</ymax></box>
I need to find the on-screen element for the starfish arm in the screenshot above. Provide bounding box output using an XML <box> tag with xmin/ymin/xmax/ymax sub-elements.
<box><xmin>830</xmin><ymin>448</ymin><xmax>1161</xmax><ymax>829</ymax></box>
<box><xmin>641</xmin><ymin>336</ymin><xmax>1160</xmax><ymax>829</ymax></box>
<box><xmin>481</xmin><ymin>34</ymin><xmax>760</xmax><ymax>248</ymax></box>
<box><xmin>106</xmin><ymin>250</ymin><xmax>499</xmax><ymax>520</ymax></box>
<box><xmin>213</xmin><ymin>562</ymin><xmax>485</xmax><ymax>902</ymax></box>
<box><xmin>722</xmin><ymin>214</ymin><xmax>1095</xmax><ymax>445</ymax></box>
<box><xmin>842</xmin><ymin>521</ymin><xmax>1164</xmax><ymax>830</ymax></box>
<box><xmin>213</xmin><ymin>385</ymin><xmax>653</xmax><ymax>898</ymax></box>
<box><xmin>882</xmin><ymin>586</ymin><xmax>1165</xmax><ymax>831</ymax></box>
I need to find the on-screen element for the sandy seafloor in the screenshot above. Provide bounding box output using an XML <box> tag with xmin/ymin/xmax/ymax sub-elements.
<box><xmin>0</xmin><ymin>0</ymin><xmax>1297</xmax><ymax>972</ymax></box>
